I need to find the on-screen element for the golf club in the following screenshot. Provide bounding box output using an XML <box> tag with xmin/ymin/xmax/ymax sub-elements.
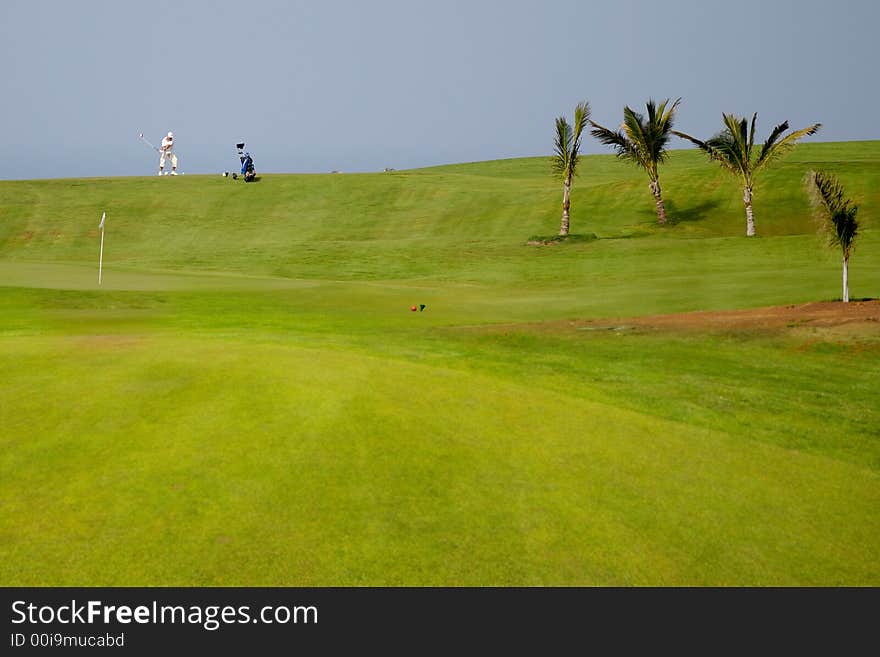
<box><xmin>137</xmin><ymin>132</ymin><xmax>159</xmax><ymax>151</ymax></box>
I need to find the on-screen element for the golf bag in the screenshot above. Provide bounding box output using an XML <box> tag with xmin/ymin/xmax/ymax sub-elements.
<box><xmin>237</xmin><ymin>142</ymin><xmax>256</xmax><ymax>182</ymax></box>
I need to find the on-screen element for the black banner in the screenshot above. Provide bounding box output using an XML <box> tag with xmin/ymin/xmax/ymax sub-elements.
<box><xmin>1</xmin><ymin>587</ymin><xmax>875</xmax><ymax>653</ymax></box>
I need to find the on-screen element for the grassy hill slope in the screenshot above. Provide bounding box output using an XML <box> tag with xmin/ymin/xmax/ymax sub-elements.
<box><xmin>2</xmin><ymin>142</ymin><xmax>878</xmax><ymax>314</ymax></box>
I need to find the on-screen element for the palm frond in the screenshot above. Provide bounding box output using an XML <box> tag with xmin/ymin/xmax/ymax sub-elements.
<box><xmin>683</xmin><ymin>114</ymin><xmax>749</xmax><ymax>180</ymax></box>
<box><xmin>673</xmin><ymin>126</ymin><xmax>728</xmax><ymax>165</ymax></box>
<box><xmin>807</xmin><ymin>170</ymin><xmax>859</xmax><ymax>255</ymax></box>
<box><xmin>592</xmin><ymin>98</ymin><xmax>680</xmax><ymax>180</ymax></box>
<box><xmin>721</xmin><ymin>113</ymin><xmax>749</xmax><ymax>158</ymax></box>
<box><xmin>654</xmin><ymin>97</ymin><xmax>681</xmax><ymax>162</ymax></box>
<box><xmin>621</xmin><ymin>105</ymin><xmax>646</xmax><ymax>149</ymax></box>
<box><xmin>711</xmin><ymin>136</ymin><xmax>747</xmax><ymax>175</ymax></box>
<box><xmin>645</xmin><ymin>99</ymin><xmax>658</xmax><ymax>129</ymax></box>
<box><xmin>551</xmin><ymin>116</ymin><xmax>572</xmax><ymax>176</ymax></box>
<box><xmin>757</xmin><ymin>120</ymin><xmax>790</xmax><ymax>163</ymax></box>
<box><xmin>552</xmin><ymin>101</ymin><xmax>593</xmax><ymax>178</ymax></box>
<box><xmin>655</xmin><ymin>98</ymin><xmax>681</xmax><ymax>135</ymax></box>
<box><xmin>569</xmin><ymin>100</ymin><xmax>592</xmax><ymax>171</ymax></box>
<box><xmin>636</xmin><ymin>98</ymin><xmax>679</xmax><ymax>168</ymax></box>
<box><xmin>671</xmin><ymin>130</ymin><xmax>704</xmax><ymax>148</ymax></box>
<box><xmin>623</xmin><ymin>99</ymin><xmax>675</xmax><ymax>173</ymax></box>
<box><xmin>590</xmin><ymin>119</ymin><xmax>639</xmax><ymax>163</ymax></box>
<box><xmin>572</xmin><ymin>101</ymin><xmax>592</xmax><ymax>137</ymax></box>
<box><xmin>704</xmin><ymin>128</ymin><xmax>748</xmax><ymax>178</ymax></box>
<box><xmin>756</xmin><ymin>121</ymin><xmax>821</xmax><ymax>172</ymax></box>
<box><xmin>674</xmin><ymin>127</ymin><xmax>737</xmax><ymax>176</ymax></box>
<box><xmin>552</xmin><ymin>101</ymin><xmax>592</xmax><ymax>234</ymax></box>
<box><xmin>747</xmin><ymin>113</ymin><xmax>758</xmax><ymax>157</ymax></box>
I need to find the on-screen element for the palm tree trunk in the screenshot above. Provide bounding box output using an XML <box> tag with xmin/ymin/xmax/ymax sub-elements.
<box><xmin>559</xmin><ymin>175</ymin><xmax>572</xmax><ymax>236</ymax></box>
<box><xmin>743</xmin><ymin>186</ymin><xmax>756</xmax><ymax>237</ymax></box>
<box><xmin>649</xmin><ymin>179</ymin><xmax>667</xmax><ymax>224</ymax></box>
<box><xmin>842</xmin><ymin>255</ymin><xmax>849</xmax><ymax>303</ymax></box>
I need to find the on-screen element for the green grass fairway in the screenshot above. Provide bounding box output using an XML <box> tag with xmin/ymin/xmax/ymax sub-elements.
<box><xmin>1</xmin><ymin>142</ymin><xmax>878</xmax><ymax>585</ymax></box>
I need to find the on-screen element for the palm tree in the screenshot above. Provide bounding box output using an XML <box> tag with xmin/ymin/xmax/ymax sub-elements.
<box><xmin>590</xmin><ymin>98</ymin><xmax>681</xmax><ymax>224</ymax></box>
<box><xmin>675</xmin><ymin>114</ymin><xmax>820</xmax><ymax>236</ymax></box>
<box><xmin>552</xmin><ymin>101</ymin><xmax>591</xmax><ymax>236</ymax></box>
<box><xmin>807</xmin><ymin>171</ymin><xmax>859</xmax><ymax>302</ymax></box>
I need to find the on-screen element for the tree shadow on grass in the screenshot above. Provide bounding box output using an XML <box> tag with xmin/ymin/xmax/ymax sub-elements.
<box><xmin>601</xmin><ymin>229</ymin><xmax>653</xmax><ymax>240</ymax></box>
<box><xmin>526</xmin><ymin>233</ymin><xmax>598</xmax><ymax>246</ymax></box>
<box><xmin>529</xmin><ymin>198</ymin><xmax>723</xmax><ymax>243</ymax></box>
<box><xmin>595</xmin><ymin>199</ymin><xmax>723</xmax><ymax>241</ymax></box>
<box><xmin>639</xmin><ymin>198</ymin><xmax>722</xmax><ymax>225</ymax></box>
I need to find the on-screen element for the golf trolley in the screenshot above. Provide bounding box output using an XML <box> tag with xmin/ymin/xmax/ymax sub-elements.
<box><xmin>224</xmin><ymin>142</ymin><xmax>257</xmax><ymax>182</ymax></box>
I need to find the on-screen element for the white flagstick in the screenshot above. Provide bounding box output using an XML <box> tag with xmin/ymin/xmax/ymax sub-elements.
<box><xmin>98</xmin><ymin>212</ymin><xmax>106</xmax><ymax>285</ymax></box>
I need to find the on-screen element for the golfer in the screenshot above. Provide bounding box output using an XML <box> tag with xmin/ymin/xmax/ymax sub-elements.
<box><xmin>158</xmin><ymin>131</ymin><xmax>179</xmax><ymax>175</ymax></box>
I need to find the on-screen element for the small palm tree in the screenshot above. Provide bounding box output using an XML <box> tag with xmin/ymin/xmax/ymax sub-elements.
<box><xmin>807</xmin><ymin>171</ymin><xmax>860</xmax><ymax>303</ymax></box>
<box><xmin>590</xmin><ymin>98</ymin><xmax>681</xmax><ymax>224</ymax></box>
<box><xmin>552</xmin><ymin>101</ymin><xmax>591</xmax><ymax>236</ymax></box>
<box><xmin>675</xmin><ymin>114</ymin><xmax>820</xmax><ymax>236</ymax></box>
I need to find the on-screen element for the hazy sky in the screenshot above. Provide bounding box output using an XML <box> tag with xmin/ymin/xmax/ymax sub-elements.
<box><xmin>2</xmin><ymin>0</ymin><xmax>877</xmax><ymax>179</ymax></box>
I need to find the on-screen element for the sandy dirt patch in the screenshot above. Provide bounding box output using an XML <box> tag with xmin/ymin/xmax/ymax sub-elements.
<box><xmin>577</xmin><ymin>300</ymin><xmax>880</xmax><ymax>333</ymax></box>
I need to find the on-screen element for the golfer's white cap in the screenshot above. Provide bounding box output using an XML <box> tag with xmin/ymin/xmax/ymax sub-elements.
<box><xmin>167</xmin><ymin>131</ymin><xmax>173</xmax><ymax>138</ymax></box>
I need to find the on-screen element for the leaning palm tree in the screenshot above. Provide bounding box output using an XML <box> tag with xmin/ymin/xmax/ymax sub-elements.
<box><xmin>807</xmin><ymin>171</ymin><xmax>859</xmax><ymax>303</ymax></box>
<box><xmin>552</xmin><ymin>101</ymin><xmax>591</xmax><ymax>236</ymax></box>
<box><xmin>590</xmin><ymin>98</ymin><xmax>681</xmax><ymax>224</ymax></box>
<box><xmin>675</xmin><ymin>114</ymin><xmax>821</xmax><ymax>236</ymax></box>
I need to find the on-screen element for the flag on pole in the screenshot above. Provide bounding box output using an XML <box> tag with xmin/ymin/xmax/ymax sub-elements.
<box><xmin>98</xmin><ymin>212</ymin><xmax>106</xmax><ymax>286</ymax></box>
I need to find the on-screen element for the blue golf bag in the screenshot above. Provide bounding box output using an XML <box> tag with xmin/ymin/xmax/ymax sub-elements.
<box><xmin>236</xmin><ymin>142</ymin><xmax>256</xmax><ymax>182</ymax></box>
